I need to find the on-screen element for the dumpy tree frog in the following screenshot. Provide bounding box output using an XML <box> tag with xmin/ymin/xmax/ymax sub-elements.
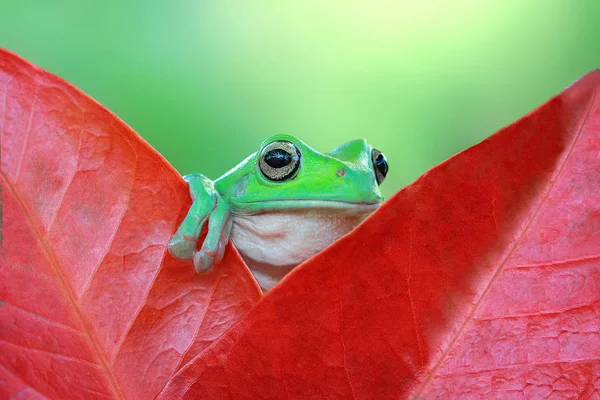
<box><xmin>168</xmin><ymin>135</ymin><xmax>388</xmax><ymax>291</ymax></box>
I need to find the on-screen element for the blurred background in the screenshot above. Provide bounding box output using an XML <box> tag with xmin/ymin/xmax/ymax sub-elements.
<box><xmin>1</xmin><ymin>1</ymin><xmax>599</xmax><ymax>198</ymax></box>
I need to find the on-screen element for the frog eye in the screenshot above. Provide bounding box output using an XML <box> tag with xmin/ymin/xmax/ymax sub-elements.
<box><xmin>259</xmin><ymin>140</ymin><xmax>301</xmax><ymax>182</ymax></box>
<box><xmin>371</xmin><ymin>148</ymin><xmax>388</xmax><ymax>185</ymax></box>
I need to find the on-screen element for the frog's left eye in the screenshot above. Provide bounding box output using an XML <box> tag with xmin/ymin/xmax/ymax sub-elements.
<box><xmin>259</xmin><ymin>140</ymin><xmax>301</xmax><ymax>182</ymax></box>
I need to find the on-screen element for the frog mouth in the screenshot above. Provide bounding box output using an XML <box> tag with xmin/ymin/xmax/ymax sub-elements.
<box><xmin>231</xmin><ymin>199</ymin><xmax>383</xmax><ymax>215</ymax></box>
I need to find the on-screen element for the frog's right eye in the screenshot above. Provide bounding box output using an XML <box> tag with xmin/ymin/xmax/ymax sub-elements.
<box><xmin>371</xmin><ymin>148</ymin><xmax>388</xmax><ymax>186</ymax></box>
<box><xmin>259</xmin><ymin>140</ymin><xmax>301</xmax><ymax>182</ymax></box>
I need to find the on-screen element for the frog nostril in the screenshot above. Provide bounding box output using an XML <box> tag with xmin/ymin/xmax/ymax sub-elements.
<box><xmin>336</xmin><ymin>168</ymin><xmax>346</xmax><ymax>177</ymax></box>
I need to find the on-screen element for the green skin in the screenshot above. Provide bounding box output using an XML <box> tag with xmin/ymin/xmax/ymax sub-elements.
<box><xmin>168</xmin><ymin>134</ymin><xmax>386</xmax><ymax>277</ymax></box>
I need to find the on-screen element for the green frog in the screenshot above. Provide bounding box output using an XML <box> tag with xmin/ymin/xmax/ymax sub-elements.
<box><xmin>168</xmin><ymin>135</ymin><xmax>388</xmax><ymax>291</ymax></box>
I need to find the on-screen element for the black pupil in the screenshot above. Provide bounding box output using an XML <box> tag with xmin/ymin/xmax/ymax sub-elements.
<box><xmin>264</xmin><ymin>148</ymin><xmax>292</xmax><ymax>168</ymax></box>
<box><xmin>375</xmin><ymin>153</ymin><xmax>388</xmax><ymax>177</ymax></box>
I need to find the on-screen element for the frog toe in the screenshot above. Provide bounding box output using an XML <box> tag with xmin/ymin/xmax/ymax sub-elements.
<box><xmin>168</xmin><ymin>233</ymin><xmax>197</xmax><ymax>260</ymax></box>
<box><xmin>193</xmin><ymin>250</ymin><xmax>215</xmax><ymax>273</ymax></box>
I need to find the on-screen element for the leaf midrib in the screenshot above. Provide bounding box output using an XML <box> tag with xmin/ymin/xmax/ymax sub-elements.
<box><xmin>1</xmin><ymin>171</ymin><xmax>125</xmax><ymax>400</ymax></box>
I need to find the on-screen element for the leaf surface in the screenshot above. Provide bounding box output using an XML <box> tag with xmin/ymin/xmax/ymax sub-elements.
<box><xmin>0</xmin><ymin>49</ymin><xmax>262</xmax><ymax>400</ymax></box>
<box><xmin>1</xmin><ymin>49</ymin><xmax>599</xmax><ymax>399</ymax></box>
<box><xmin>158</xmin><ymin>71</ymin><xmax>600</xmax><ymax>399</ymax></box>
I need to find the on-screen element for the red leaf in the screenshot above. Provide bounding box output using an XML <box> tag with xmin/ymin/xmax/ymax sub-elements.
<box><xmin>2</xmin><ymin>48</ymin><xmax>599</xmax><ymax>399</ymax></box>
<box><xmin>0</xmin><ymin>49</ymin><xmax>262</xmax><ymax>400</ymax></box>
<box><xmin>158</xmin><ymin>72</ymin><xmax>600</xmax><ymax>399</ymax></box>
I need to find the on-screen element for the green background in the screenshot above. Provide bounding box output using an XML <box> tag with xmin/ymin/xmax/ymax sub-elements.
<box><xmin>2</xmin><ymin>1</ymin><xmax>599</xmax><ymax>198</ymax></box>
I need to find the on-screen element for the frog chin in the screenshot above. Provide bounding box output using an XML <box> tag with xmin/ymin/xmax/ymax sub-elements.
<box><xmin>229</xmin><ymin>204</ymin><xmax>378</xmax><ymax>292</ymax></box>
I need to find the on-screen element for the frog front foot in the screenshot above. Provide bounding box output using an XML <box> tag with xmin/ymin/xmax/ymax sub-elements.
<box><xmin>168</xmin><ymin>173</ymin><xmax>233</xmax><ymax>273</ymax></box>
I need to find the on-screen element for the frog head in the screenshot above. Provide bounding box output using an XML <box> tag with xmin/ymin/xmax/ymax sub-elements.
<box><xmin>215</xmin><ymin>134</ymin><xmax>388</xmax><ymax>215</ymax></box>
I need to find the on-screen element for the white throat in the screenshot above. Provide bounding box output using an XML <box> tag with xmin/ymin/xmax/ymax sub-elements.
<box><xmin>230</xmin><ymin>207</ymin><xmax>374</xmax><ymax>291</ymax></box>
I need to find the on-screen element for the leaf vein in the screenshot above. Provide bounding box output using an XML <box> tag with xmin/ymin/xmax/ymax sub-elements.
<box><xmin>0</xmin><ymin>171</ymin><xmax>125</xmax><ymax>400</ymax></box>
<box><xmin>434</xmin><ymin>357</ymin><xmax>600</xmax><ymax>378</ymax></box>
<box><xmin>3</xmin><ymin>300</ymin><xmax>86</xmax><ymax>336</ymax></box>
<box><xmin>78</xmin><ymin>142</ymin><xmax>139</xmax><ymax>300</ymax></box>
<box><xmin>110</xmin><ymin>244</ymin><xmax>168</xmax><ymax>365</ymax></box>
<box><xmin>175</xmin><ymin>275</ymin><xmax>223</xmax><ymax>372</ymax></box>
<box><xmin>509</xmin><ymin>253</ymin><xmax>600</xmax><ymax>270</ymax></box>
<box><xmin>1</xmin><ymin>339</ymin><xmax>102</xmax><ymax>369</ymax></box>
<box><xmin>414</xmin><ymin>77</ymin><xmax>599</xmax><ymax>395</ymax></box>
<box><xmin>473</xmin><ymin>300</ymin><xmax>600</xmax><ymax>323</ymax></box>
<box><xmin>0</xmin><ymin>78</ymin><xmax>13</xmax><ymax>159</ymax></box>
<box><xmin>14</xmin><ymin>84</ymin><xmax>38</xmax><ymax>182</ymax></box>
<box><xmin>45</xmin><ymin>124</ymin><xmax>84</xmax><ymax>233</ymax></box>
